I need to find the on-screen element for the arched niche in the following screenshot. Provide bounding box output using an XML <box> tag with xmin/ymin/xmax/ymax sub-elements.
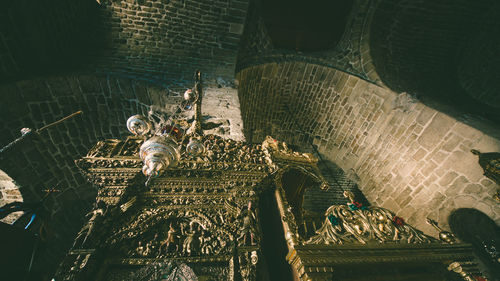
<box><xmin>280</xmin><ymin>168</ymin><xmax>319</xmax><ymax>222</ymax></box>
<box><xmin>449</xmin><ymin>208</ymin><xmax>500</xmax><ymax>277</ymax></box>
<box><xmin>369</xmin><ymin>0</ymin><xmax>500</xmax><ymax>124</ymax></box>
<box><xmin>0</xmin><ymin>169</ymin><xmax>24</xmax><ymax>224</ymax></box>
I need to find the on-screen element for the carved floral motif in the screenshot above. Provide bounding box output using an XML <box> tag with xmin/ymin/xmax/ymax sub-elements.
<box><xmin>306</xmin><ymin>204</ymin><xmax>438</xmax><ymax>245</ymax></box>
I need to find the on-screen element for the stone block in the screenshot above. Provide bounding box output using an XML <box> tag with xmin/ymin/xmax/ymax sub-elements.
<box><xmin>229</xmin><ymin>23</ymin><xmax>244</xmax><ymax>35</ymax></box>
<box><xmin>441</xmin><ymin>150</ymin><xmax>484</xmax><ymax>182</ymax></box>
<box><xmin>444</xmin><ymin>176</ymin><xmax>468</xmax><ymax>197</ymax></box>
<box><xmin>417</xmin><ymin>113</ymin><xmax>455</xmax><ymax>150</ymax></box>
<box><xmin>463</xmin><ymin>183</ymin><xmax>482</xmax><ymax>194</ymax></box>
<box><xmin>438</xmin><ymin>171</ymin><xmax>458</xmax><ymax>187</ymax></box>
<box><xmin>428</xmin><ymin>191</ymin><xmax>446</xmax><ymax>209</ymax></box>
<box><xmin>412</xmin><ymin>148</ymin><xmax>427</xmax><ymax>161</ymax></box>
<box><xmin>480</xmin><ymin>178</ymin><xmax>495</xmax><ymax>187</ymax></box>
<box><xmin>441</xmin><ymin>134</ymin><xmax>463</xmax><ymax>152</ymax></box>
<box><xmin>429</xmin><ymin>150</ymin><xmax>448</xmax><ymax>164</ymax></box>
<box><xmin>397</xmin><ymin>160</ymin><xmax>417</xmax><ymax>178</ymax></box>
<box><xmin>452</xmin><ymin>122</ymin><xmax>483</xmax><ymax>141</ymax></box>
<box><xmin>415</xmin><ymin>106</ymin><xmax>436</xmax><ymax>126</ymax></box>
<box><xmin>382</xmin><ymin>197</ymin><xmax>400</xmax><ymax>212</ymax></box>
<box><xmin>420</xmin><ymin>161</ymin><xmax>437</xmax><ymax>176</ymax></box>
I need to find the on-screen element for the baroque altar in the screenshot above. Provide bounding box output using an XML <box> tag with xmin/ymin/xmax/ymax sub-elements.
<box><xmin>54</xmin><ymin>72</ymin><xmax>483</xmax><ymax>281</ymax></box>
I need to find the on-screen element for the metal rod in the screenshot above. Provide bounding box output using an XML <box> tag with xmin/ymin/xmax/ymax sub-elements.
<box><xmin>0</xmin><ymin>111</ymin><xmax>83</xmax><ymax>155</ymax></box>
<box><xmin>36</xmin><ymin>110</ymin><xmax>83</xmax><ymax>133</ymax></box>
<box><xmin>191</xmin><ymin>70</ymin><xmax>203</xmax><ymax>136</ymax></box>
<box><xmin>0</xmin><ymin>129</ymin><xmax>32</xmax><ymax>154</ymax></box>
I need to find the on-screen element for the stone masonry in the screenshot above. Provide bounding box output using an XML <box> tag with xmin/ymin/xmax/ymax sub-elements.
<box><xmin>95</xmin><ymin>0</ymin><xmax>249</xmax><ymax>83</ymax></box>
<box><xmin>236</xmin><ymin>62</ymin><xmax>500</xmax><ymax>236</ymax></box>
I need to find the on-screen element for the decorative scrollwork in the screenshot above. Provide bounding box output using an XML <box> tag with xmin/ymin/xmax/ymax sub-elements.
<box><xmin>306</xmin><ymin>204</ymin><xmax>438</xmax><ymax>245</ymax></box>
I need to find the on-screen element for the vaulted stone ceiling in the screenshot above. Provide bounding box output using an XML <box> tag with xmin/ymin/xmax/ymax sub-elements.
<box><xmin>370</xmin><ymin>0</ymin><xmax>500</xmax><ymax>123</ymax></box>
<box><xmin>235</xmin><ymin>0</ymin><xmax>500</xmax><ymax>236</ymax></box>
<box><xmin>0</xmin><ymin>0</ymin><xmax>499</xmax><ymax>279</ymax></box>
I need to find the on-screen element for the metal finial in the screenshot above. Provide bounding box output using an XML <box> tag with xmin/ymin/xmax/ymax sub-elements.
<box><xmin>426</xmin><ymin>217</ymin><xmax>456</xmax><ymax>244</ymax></box>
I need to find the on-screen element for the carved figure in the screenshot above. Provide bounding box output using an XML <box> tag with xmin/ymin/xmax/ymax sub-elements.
<box><xmin>182</xmin><ymin>223</ymin><xmax>199</xmax><ymax>255</ymax></box>
<box><xmin>237</xmin><ymin>202</ymin><xmax>258</xmax><ymax>246</ymax></box>
<box><xmin>147</xmin><ymin>233</ymin><xmax>160</xmax><ymax>256</ymax></box>
<box><xmin>72</xmin><ymin>201</ymin><xmax>106</xmax><ymax>249</ymax></box>
<box><xmin>199</xmin><ymin>229</ymin><xmax>213</xmax><ymax>255</ymax></box>
<box><xmin>160</xmin><ymin>223</ymin><xmax>179</xmax><ymax>254</ymax></box>
<box><xmin>127</xmin><ymin>261</ymin><xmax>198</xmax><ymax>281</ymax></box>
<box><xmin>136</xmin><ymin>241</ymin><xmax>147</xmax><ymax>256</ymax></box>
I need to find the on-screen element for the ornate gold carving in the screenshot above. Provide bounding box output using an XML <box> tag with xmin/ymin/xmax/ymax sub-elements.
<box><xmin>87</xmin><ymin>139</ymin><xmax>122</xmax><ymax>158</ymax></box>
<box><xmin>262</xmin><ymin>136</ymin><xmax>316</xmax><ymax>164</ymax></box>
<box><xmin>471</xmin><ymin>149</ymin><xmax>500</xmax><ymax>185</ymax></box>
<box><xmin>72</xmin><ymin>202</ymin><xmax>106</xmax><ymax>249</ymax></box>
<box><xmin>447</xmin><ymin>261</ymin><xmax>481</xmax><ymax>281</ymax></box>
<box><xmin>306</xmin><ymin>203</ymin><xmax>437</xmax><ymax>245</ymax></box>
<box><xmin>236</xmin><ymin>201</ymin><xmax>259</xmax><ymax>246</ymax></box>
<box><xmin>60</xmin><ymin>128</ymin><xmax>481</xmax><ymax>281</ymax></box>
<box><xmin>426</xmin><ymin>217</ymin><xmax>457</xmax><ymax>244</ymax></box>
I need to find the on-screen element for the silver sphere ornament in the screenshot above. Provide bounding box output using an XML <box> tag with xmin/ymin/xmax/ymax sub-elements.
<box><xmin>139</xmin><ymin>136</ymin><xmax>180</xmax><ymax>179</ymax></box>
<box><xmin>127</xmin><ymin>115</ymin><xmax>152</xmax><ymax>136</ymax></box>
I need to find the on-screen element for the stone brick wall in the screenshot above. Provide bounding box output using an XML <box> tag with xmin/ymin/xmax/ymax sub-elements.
<box><xmin>236</xmin><ymin>62</ymin><xmax>500</xmax><ymax>236</ymax></box>
<box><xmin>370</xmin><ymin>0</ymin><xmax>500</xmax><ymax>123</ymax></box>
<box><xmin>202</xmin><ymin>87</ymin><xmax>245</xmax><ymax>141</ymax></box>
<box><xmin>94</xmin><ymin>0</ymin><xmax>249</xmax><ymax>83</ymax></box>
<box><xmin>237</xmin><ymin>0</ymin><xmax>500</xmax><ymax>125</ymax></box>
<box><xmin>1</xmin><ymin>0</ymin><xmax>250</xmax><ymax>85</ymax></box>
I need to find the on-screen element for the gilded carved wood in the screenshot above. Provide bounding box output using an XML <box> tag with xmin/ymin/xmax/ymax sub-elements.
<box><xmin>55</xmin><ymin>132</ymin><xmax>483</xmax><ymax>281</ymax></box>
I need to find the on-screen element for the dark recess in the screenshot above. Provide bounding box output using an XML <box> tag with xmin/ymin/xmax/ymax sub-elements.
<box><xmin>262</xmin><ymin>0</ymin><xmax>353</xmax><ymax>52</ymax></box>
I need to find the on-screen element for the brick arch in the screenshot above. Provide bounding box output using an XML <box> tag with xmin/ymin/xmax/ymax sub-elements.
<box><xmin>0</xmin><ymin>169</ymin><xmax>23</xmax><ymax>224</ymax></box>
<box><xmin>369</xmin><ymin>0</ymin><xmax>500</xmax><ymax>123</ymax></box>
<box><xmin>356</xmin><ymin>0</ymin><xmax>383</xmax><ymax>86</ymax></box>
<box><xmin>448</xmin><ymin>208</ymin><xmax>500</xmax><ymax>277</ymax></box>
<box><xmin>236</xmin><ymin>61</ymin><xmax>500</xmax><ymax>237</ymax></box>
